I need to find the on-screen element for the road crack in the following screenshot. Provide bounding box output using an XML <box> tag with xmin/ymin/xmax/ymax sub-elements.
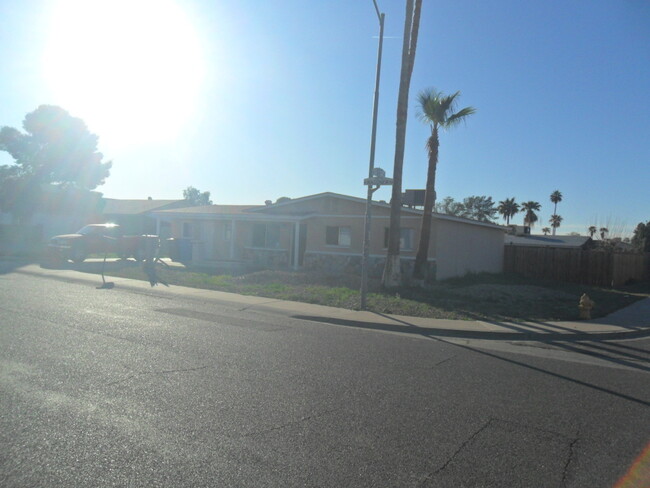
<box><xmin>419</xmin><ymin>418</ymin><xmax>494</xmax><ymax>486</ymax></box>
<box><xmin>243</xmin><ymin>408</ymin><xmax>340</xmax><ymax>437</ymax></box>
<box><xmin>562</xmin><ymin>431</ymin><xmax>580</xmax><ymax>486</ymax></box>
<box><xmin>433</xmin><ymin>355</ymin><xmax>457</xmax><ymax>368</ymax></box>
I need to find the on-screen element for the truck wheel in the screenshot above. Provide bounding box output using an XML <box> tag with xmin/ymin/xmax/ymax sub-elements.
<box><xmin>134</xmin><ymin>248</ymin><xmax>145</xmax><ymax>262</ymax></box>
<box><xmin>70</xmin><ymin>246</ymin><xmax>86</xmax><ymax>263</ymax></box>
<box><xmin>47</xmin><ymin>248</ymin><xmax>66</xmax><ymax>266</ymax></box>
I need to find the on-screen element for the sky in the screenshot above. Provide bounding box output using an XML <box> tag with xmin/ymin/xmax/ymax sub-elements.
<box><xmin>1</xmin><ymin>0</ymin><xmax>649</xmax><ymax>237</ymax></box>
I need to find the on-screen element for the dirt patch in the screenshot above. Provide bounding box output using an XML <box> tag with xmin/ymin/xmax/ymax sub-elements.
<box><xmin>95</xmin><ymin>264</ymin><xmax>648</xmax><ymax>322</ymax></box>
<box><xmin>233</xmin><ymin>270</ymin><xmax>368</xmax><ymax>289</ymax></box>
<box><xmin>447</xmin><ymin>284</ymin><xmax>577</xmax><ymax>303</ymax></box>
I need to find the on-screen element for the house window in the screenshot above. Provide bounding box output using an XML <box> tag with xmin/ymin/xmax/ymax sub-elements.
<box><xmin>224</xmin><ymin>222</ymin><xmax>232</xmax><ymax>241</ymax></box>
<box><xmin>326</xmin><ymin>226</ymin><xmax>351</xmax><ymax>247</ymax></box>
<box><xmin>182</xmin><ymin>222</ymin><xmax>201</xmax><ymax>240</ymax></box>
<box><xmin>384</xmin><ymin>227</ymin><xmax>414</xmax><ymax>250</ymax></box>
<box><xmin>182</xmin><ymin>222</ymin><xmax>193</xmax><ymax>239</ymax></box>
<box><xmin>252</xmin><ymin>223</ymin><xmax>282</xmax><ymax>248</ymax></box>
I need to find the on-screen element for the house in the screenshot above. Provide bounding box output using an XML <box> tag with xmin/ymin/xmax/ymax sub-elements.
<box><xmin>0</xmin><ymin>187</ymin><xmax>105</xmax><ymax>252</ymax></box>
<box><xmin>152</xmin><ymin>192</ymin><xmax>505</xmax><ymax>281</ymax></box>
<box><xmin>99</xmin><ymin>198</ymin><xmax>189</xmax><ymax>237</ymax></box>
<box><xmin>0</xmin><ymin>193</ymin><xmax>190</xmax><ymax>240</ymax></box>
<box><xmin>0</xmin><ymin>188</ymin><xmax>195</xmax><ymax>256</ymax></box>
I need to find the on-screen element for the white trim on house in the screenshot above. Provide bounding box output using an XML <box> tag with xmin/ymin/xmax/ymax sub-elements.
<box><xmin>153</xmin><ymin>211</ymin><xmax>309</xmax><ymax>222</ymax></box>
<box><xmin>306</xmin><ymin>214</ymin><xmax>422</xmax><ymax>220</ymax></box>
<box><xmin>244</xmin><ymin>246</ymin><xmax>289</xmax><ymax>252</ymax></box>
<box><xmin>230</xmin><ymin>220</ymin><xmax>236</xmax><ymax>259</ymax></box>
<box><xmin>250</xmin><ymin>191</ymin><xmax>504</xmax><ymax>230</ymax></box>
<box><xmin>154</xmin><ymin>192</ymin><xmax>504</xmax><ymax>231</ymax></box>
<box><xmin>251</xmin><ymin>192</ymin><xmax>423</xmax><ymax>215</ymax></box>
<box><xmin>293</xmin><ymin>221</ymin><xmax>300</xmax><ymax>269</ymax></box>
<box><xmin>303</xmin><ymin>250</ymin><xmax>436</xmax><ymax>261</ymax></box>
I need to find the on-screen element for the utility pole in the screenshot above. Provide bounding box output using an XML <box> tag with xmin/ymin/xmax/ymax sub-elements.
<box><xmin>360</xmin><ymin>0</ymin><xmax>386</xmax><ymax>310</ymax></box>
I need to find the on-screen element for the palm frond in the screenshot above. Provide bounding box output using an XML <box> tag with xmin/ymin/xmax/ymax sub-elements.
<box><xmin>443</xmin><ymin>106</ymin><xmax>477</xmax><ymax>128</ymax></box>
<box><xmin>416</xmin><ymin>88</ymin><xmax>443</xmax><ymax>124</ymax></box>
<box><xmin>417</xmin><ymin>88</ymin><xmax>476</xmax><ymax>131</ymax></box>
<box><xmin>435</xmin><ymin>92</ymin><xmax>459</xmax><ymax>121</ymax></box>
<box><xmin>549</xmin><ymin>214</ymin><xmax>563</xmax><ymax>227</ymax></box>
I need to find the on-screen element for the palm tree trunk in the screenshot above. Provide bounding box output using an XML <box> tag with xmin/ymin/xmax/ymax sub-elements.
<box><xmin>383</xmin><ymin>0</ymin><xmax>421</xmax><ymax>288</ymax></box>
<box><xmin>413</xmin><ymin>128</ymin><xmax>438</xmax><ymax>281</ymax></box>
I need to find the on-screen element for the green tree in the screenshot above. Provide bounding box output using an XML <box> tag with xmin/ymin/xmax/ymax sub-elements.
<box><xmin>0</xmin><ymin>105</ymin><xmax>111</xmax><ymax>221</ymax></box>
<box><xmin>183</xmin><ymin>186</ymin><xmax>212</xmax><ymax>206</ymax></box>
<box><xmin>461</xmin><ymin>196</ymin><xmax>497</xmax><ymax>222</ymax></box>
<box><xmin>542</xmin><ymin>227</ymin><xmax>551</xmax><ymax>236</ymax></box>
<box><xmin>412</xmin><ymin>89</ymin><xmax>475</xmax><ymax>281</ymax></box>
<box><xmin>521</xmin><ymin>201</ymin><xmax>541</xmax><ymax>227</ymax></box>
<box><xmin>549</xmin><ymin>214</ymin><xmax>563</xmax><ymax>234</ymax></box>
<box><xmin>631</xmin><ymin>221</ymin><xmax>650</xmax><ymax>251</ymax></box>
<box><xmin>549</xmin><ymin>190</ymin><xmax>562</xmax><ymax>235</ymax></box>
<box><xmin>435</xmin><ymin>196</ymin><xmax>465</xmax><ymax>217</ymax></box>
<box><xmin>588</xmin><ymin>226</ymin><xmax>597</xmax><ymax>238</ymax></box>
<box><xmin>599</xmin><ymin>227</ymin><xmax>609</xmax><ymax>240</ymax></box>
<box><xmin>384</xmin><ymin>0</ymin><xmax>423</xmax><ymax>288</ymax></box>
<box><xmin>0</xmin><ymin>165</ymin><xmax>36</xmax><ymax>222</ymax></box>
<box><xmin>0</xmin><ymin>105</ymin><xmax>111</xmax><ymax>188</ymax></box>
<box><xmin>497</xmin><ymin>197</ymin><xmax>520</xmax><ymax>225</ymax></box>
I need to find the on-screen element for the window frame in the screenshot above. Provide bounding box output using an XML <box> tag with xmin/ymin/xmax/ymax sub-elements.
<box><xmin>383</xmin><ymin>227</ymin><xmax>414</xmax><ymax>251</ymax></box>
<box><xmin>251</xmin><ymin>223</ymin><xmax>282</xmax><ymax>249</ymax></box>
<box><xmin>182</xmin><ymin>222</ymin><xmax>193</xmax><ymax>239</ymax></box>
<box><xmin>325</xmin><ymin>225</ymin><xmax>351</xmax><ymax>247</ymax></box>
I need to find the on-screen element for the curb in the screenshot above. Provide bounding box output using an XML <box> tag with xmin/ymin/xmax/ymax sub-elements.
<box><xmin>10</xmin><ymin>263</ymin><xmax>650</xmax><ymax>342</ymax></box>
<box><xmin>287</xmin><ymin>314</ymin><xmax>650</xmax><ymax>342</ymax></box>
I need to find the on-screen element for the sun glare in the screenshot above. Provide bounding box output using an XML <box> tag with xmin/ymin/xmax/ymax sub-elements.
<box><xmin>43</xmin><ymin>0</ymin><xmax>205</xmax><ymax>146</ymax></box>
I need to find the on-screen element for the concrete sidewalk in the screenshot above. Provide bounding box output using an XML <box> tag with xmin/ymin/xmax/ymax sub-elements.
<box><xmin>11</xmin><ymin>262</ymin><xmax>650</xmax><ymax>341</ymax></box>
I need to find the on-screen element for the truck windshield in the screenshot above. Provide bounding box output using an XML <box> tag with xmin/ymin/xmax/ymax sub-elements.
<box><xmin>76</xmin><ymin>225</ymin><xmax>120</xmax><ymax>236</ymax></box>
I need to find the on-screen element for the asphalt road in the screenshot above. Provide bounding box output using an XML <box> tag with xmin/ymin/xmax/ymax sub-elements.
<box><xmin>1</xmin><ymin>267</ymin><xmax>649</xmax><ymax>487</ymax></box>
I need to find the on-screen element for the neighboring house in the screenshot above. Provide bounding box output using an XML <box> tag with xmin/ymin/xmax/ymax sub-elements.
<box><xmin>595</xmin><ymin>238</ymin><xmax>635</xmax><ymax>252</ymax></box>
<box><xmin>99</xmin><ymin>198</ymin><xmax>190</xmax><ymax>237</ymax></box>
<box><xmin>2</xmin><ymin>195</ymin><xmax>191</xmax><ymax>242</ymax></box>
<box><xmin>152</xmin><ymin>192</ymin><xmax>505</xmax><ymax>281</ymax></box>
<box><xmin>1</xmin><ymin>187</ymin><xmax>104</xmax><ymax>243</ymax></box>
<box><xmin>505</xmin><ymin>234</ymin><xmax>595</xmax><ymax>250</ymax></box>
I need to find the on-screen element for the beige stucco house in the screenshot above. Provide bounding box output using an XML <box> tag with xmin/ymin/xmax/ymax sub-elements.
<box><xmin>152</xmin><ymin>192</ymin><xmax>505</xmax><ymax>281</ymax></box>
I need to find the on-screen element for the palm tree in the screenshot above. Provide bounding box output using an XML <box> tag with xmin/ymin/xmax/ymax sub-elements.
<box><xmin>549</xmin><ymin>214</ymin><xmax>563</xmax><ymax>234</ymax></box>
<box><xmin>521</xmin><ymin>201</ymin><xmax>541</xmax><ymax>228</ymax></box>
<box><xmin>588</xmin><ymin>226</ymin><xmax>597</xmax><ymax>238</ymax></box>
<box><xmin>384</xmin><ymin>0</ymin><xmax>423</xmax><ymax>288</ymax></box>
<box><xmin>412</xmin><ymin>89</ymin><xmax>475</xmax><ymax>281</ymax></box>
<box><xmin>542</xmin><ymin>227</ymin><xmax>551</xmax><ymax>236</ymax></box>
<box><xmin>497</xmin><ymin>197</ymin><xmax>520</xmax><ymax>225</ymax></box>
<box><xmin>549</xmin><ymin>190</ymin><xmax>562</xmax><ymax>235</ymax></box>
<box><xmin>600</xmin><ymin>227</ymin><xmax>609</xmax><ymax>240</ymax></box>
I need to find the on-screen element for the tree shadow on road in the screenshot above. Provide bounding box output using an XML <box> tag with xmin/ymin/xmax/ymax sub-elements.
<box><xmin>294</xmin><ymin>313</ymin><xmax>650</xmax><ymax>407</ymax></box>
<box><xmin>0</xmin><ymin>257</ymin><xmax>38</xmax><ymax>275</ymax></box>
<box><xmin>39</xmin><ymin>257</ymin><xmax>141</xmax><ymax>274</ymax></box>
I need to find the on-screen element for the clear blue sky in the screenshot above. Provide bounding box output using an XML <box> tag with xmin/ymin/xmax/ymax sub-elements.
<box><xmin>1</xmin><ymin>0</ymin><xmax>649</xmax><ymax>236</ymax></box>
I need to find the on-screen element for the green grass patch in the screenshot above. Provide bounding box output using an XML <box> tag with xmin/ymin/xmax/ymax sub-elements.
<box><xmin>92</xmin><ymin>264</ymin><xmax>649</xmax><ymax>322</ymax></box>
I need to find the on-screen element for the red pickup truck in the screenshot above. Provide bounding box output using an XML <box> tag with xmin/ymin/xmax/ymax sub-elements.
<box><xmin>47</xmin><ymin>224</ymin><xmax>159</xmax><ymax>263</ymax></box>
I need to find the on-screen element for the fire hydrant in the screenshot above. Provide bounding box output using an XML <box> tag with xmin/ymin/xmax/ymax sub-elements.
<box><xmin>578</xmin><ymin>293</ymin><xmax>595</xmax><ymax>319</ymax></box>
